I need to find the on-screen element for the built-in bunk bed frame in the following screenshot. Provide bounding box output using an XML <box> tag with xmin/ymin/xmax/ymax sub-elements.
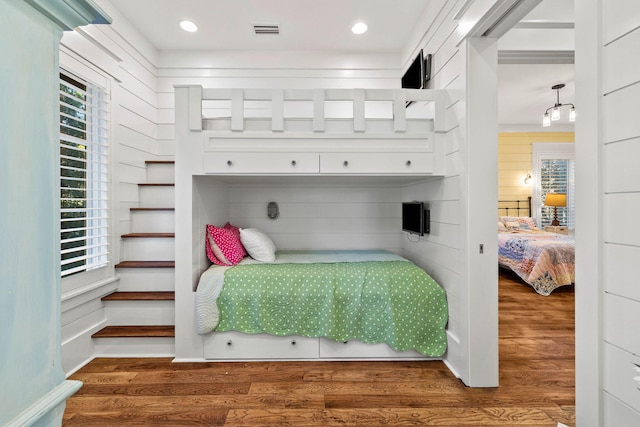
<box><xmin>174</xmin><ymin>86</ymin><xmax>451</xmax><ymax>362</ymax></box>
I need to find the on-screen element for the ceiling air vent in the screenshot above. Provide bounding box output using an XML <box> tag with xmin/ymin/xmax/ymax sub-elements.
<box><xmin>253</xmin><ymin>24</ymin><xmax>280</xmax><ymax>35</ymax></box>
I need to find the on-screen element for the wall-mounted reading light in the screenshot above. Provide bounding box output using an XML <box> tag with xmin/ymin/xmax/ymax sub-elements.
<box><xmin>524</xmin><ymin>173</ymin><xmax>532</xmax><ymax>185</ymax></box>
<box><xmin>267</xmin><ymin>201</ymin><xmax>279</xmax><ymax>220</ymax></box>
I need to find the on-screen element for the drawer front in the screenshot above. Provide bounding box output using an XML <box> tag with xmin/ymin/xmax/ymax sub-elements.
<box><xmin>203</xmin><ymin>331</ymin><xmax>319</xmax><ymax>360</ymax></box>
<box><xmin>604</xmin><ymin>293</ymin><xmax>640</xmax><ymax>355</ymax></box>
<box><xmin>204</xmin><ymin>152</ymin><xmax>319</xmax><ymax>174</ymax></box>
<box><xmin>604</xmin><ymin>343</ymin><xmax>640</xmax><ymax>413</ymax></box>
<box><xmin>319</xmin><ymin>339</ymin><xmax>430</xmax><ymax>359</ymax></box>
<box><xmin>320</xmin><ymin>153</ymin><xmax>433</xmax><ymax>174</ymax></box>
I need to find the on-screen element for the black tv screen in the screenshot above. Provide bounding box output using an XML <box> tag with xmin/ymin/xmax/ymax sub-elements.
<box><xmin>402</xmin><ymin>201</ymin><xmax>424</xmax><ymax>235</ymax></box>
<box><xmin>401</xmin><ymin>50</ymin><xmax>424</xmax><ymax>89</ymax></box>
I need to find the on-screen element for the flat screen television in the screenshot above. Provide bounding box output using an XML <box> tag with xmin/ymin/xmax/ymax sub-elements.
<box><xmin>401</xmin><ymin>49</ymin><xmax>424</xmax><ymax>90</ymax></box>
<box><xmin>402</xmin><ymin>201</ymin><xmax>430</xmax><ymax>235</ymax></box>
<box><xmin>424</xmin><ymin>53</ymin><xmax>432</xmax><ymax>84</ymax></box>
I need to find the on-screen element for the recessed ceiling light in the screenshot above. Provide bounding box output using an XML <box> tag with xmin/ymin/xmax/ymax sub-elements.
<box><xmin>179</xmin><ymin>20</ymin><xmax>198</xmax><ymax>33</ymax></box>
<box><xmin>352</xmin><ymin>22</ymin><xmax>368</xmax><ymax>35</ymax></box>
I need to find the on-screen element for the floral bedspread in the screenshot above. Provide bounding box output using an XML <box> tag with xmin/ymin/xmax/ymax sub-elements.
<box><xmin>498</xmin><ymin>231</ymin><xmax>575</xmax><ymax>295</ymax></box>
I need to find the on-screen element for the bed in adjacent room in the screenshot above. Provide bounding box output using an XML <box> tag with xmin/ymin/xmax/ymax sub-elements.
<box><xmin>196</xmin><ymin>242</ymin><xmax>449</xmax><ymax>358</ymax></box>
<box><xmin>497</xmin><ymin>201</ymin><xmax>575</xmax><ymax>295</ymax></box>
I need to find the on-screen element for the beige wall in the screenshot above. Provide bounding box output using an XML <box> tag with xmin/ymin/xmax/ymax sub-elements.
<box><xmin>498</xmin><ymin>132</ymin><xmax>575</xmax><ymax>202</ymax></box>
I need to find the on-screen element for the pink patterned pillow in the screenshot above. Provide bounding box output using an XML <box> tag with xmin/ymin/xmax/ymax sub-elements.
<box><xmin>224</xmin><ymin>222</ymin><xmax>241</xmax><ymax>235</ymax></box>
<box><xmin>205</xmin><ymin>224</ymin><xmax>247</xmax><ymax>265</ymax></box>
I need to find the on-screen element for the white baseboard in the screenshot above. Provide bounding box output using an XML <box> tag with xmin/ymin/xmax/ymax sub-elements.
<box><xmin>5</xmin><ymin>380</ymin><xmax>81</xmax><ymax>427</ymax></box>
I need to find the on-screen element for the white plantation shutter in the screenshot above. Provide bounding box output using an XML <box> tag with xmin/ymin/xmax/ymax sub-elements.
<box><xmin>540</xmin><ymin>159</ymin><xmax>575</xmax><ymax>228</ymax></box>
<box><xmin>59</xmin><ymin>72</ymin><xmax>110</xmax><ymax>277</ymax></box>
<box><xmin>531</xmin><ymin>143</ymin><xmax>575</xmax><ymax>230</ymax></box>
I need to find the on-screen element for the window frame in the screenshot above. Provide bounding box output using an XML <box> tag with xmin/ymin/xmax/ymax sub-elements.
<box><xmin>59</xmin><ymin>67</ymin><xmax>114</xmax><ymax>294</ymax></box>
<box><xmin>532</xmin><ymin>142</ymin><xmax>575</xmax><ymax>230</ymax></box>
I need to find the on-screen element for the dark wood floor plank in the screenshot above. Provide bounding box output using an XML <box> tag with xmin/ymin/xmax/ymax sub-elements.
<box><xmin>223</xmin><ymin>407</ymin><xmax>574</xmax><ymax>426</ymax></box>
<box><xmin>91</xmin><ymin>325</ymin><xmax>175</xmax><ymax>338</ymax></box>
<box><xmin>64</xmin><ymin>270</ymin><xmax>575</xmax><ymax>426</ymax></box>
<box><xmin>74</xmin><ymin>381</ymin><xmax>251</xmax><ymax>396</ymax></box>
<box><xmin>101</xmin><ymin>291</ymin><xmax>175</xmax><ymax>301</ymax></box>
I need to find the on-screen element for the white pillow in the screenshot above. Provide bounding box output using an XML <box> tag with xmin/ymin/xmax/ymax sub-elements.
<box><xmin>239</xmin><ymin>228</ymin><xmax>277</xmax><ymax>262</ymax></box>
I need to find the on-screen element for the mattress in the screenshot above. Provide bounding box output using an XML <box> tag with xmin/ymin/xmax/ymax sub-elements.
<box><xmin>498</xmin><ymin>231</ymin><xmax>575</xmax><ymax>295</ymax></box>
<box><xmin>195</xmin><ymin>250</ymin><xmax>448</xmax><ymax>356</ymax></box>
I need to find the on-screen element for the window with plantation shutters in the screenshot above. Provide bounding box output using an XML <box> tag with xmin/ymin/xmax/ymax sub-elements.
<box><xmin>59</xmin><ymin>72</ymin><xmax>110</xmax><ymax>277</ymax></box>
<box><xmin>531</xmin><ymin>143</ymin><xmax>575</xmax><ymax>230</ymax></box>
<box><xmin>539</xmin><ymin>159</ymin><xmax>575</xmax><ymax>228</ymax></box>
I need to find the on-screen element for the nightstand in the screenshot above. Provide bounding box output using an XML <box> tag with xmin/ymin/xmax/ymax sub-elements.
<box><xmin>544</xmin><ymin>225</ymin><xmax>568</xmax><ymax>235</ymax></box>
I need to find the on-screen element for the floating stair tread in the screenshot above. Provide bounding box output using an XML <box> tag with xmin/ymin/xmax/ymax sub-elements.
<box><xmin>102</xmin><ymin>291</ymin><xmax>175</xmax><ymax>301</ymax></box>
<box><xmin>92</xmin><ymin>325</ymin><xmax>175</xmax><ymax>338</ymax></box>
<box><xmin>138</xmin><ymin>183</ymin><xmax>175</xmax><ymax>187</ymax></box>
<box><xmin>145</xmin><ymin>160</ymin><xmax>175</xmax><ymax>164</ymax></box>
<box><xmin>115</xmin><ymin>261</ymin><xmax>175</xmax><ymax>268</ymax></box>
<box><xmin>121</xmin><ymin>233</ymin><xmax>175</xmax><ymax>238</ymax></box>
<box><xmin>130</xmin><ymin>207</ymin><xmax>175</xmax><ymax>211</ymax></box>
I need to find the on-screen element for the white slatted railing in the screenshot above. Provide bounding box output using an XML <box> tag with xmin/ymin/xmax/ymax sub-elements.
<box><xmin>181</xmin><ymin>87</ymin><xmax>447</xmax><ymax>134</ymax></box>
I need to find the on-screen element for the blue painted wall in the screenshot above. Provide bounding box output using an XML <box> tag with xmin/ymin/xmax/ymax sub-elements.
<box><xmin>0</xmin><ymin>0</ymin><xmax>65</xmax><ymax>424</ymax></box>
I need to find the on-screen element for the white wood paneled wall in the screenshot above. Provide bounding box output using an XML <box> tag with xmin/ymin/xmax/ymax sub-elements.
<box><xmin>400</xmin><ymin>0</ymin><xmax>468</xmax><ymax>382</ymax></box>
<box><xmin>59</xmin><ymin>0</ymin><xmax>166</xmax><ymax>374</ymax></box>
<box><xmin>57</xmin><ymin>0</ymin><xmax>495</xmax><ymax>385</ymax></box>
<box><xmin>227</xmin><ymin>184</ymin><xmax>404</xmax><ymax>252</ymax></box>
<box><xmin>599</xmin><ymin>0</ymin><xmax>640</xmax><ymax>423</ymax></box>
<box><xmin>576</xmin><ymin>0</ymin><xmax>640</xmax><ymax>424</ymax></box>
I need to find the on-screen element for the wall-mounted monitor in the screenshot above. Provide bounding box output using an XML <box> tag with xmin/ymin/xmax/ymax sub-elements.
<box><xmin>402</xmin><ymin>201</ymin><xmax>430</xmax><ymax>236</ymax></box>
<box><xmin>401</xmin><ymin>50</ymin><xmax>424</xmax><ymax>90</ymax></box>
<box><xmin>424</xmin><ymin>53</ymin><xmax>432</xmax><ymax>84</ymax></box>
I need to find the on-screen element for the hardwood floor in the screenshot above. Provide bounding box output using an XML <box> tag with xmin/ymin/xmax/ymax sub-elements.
<box><xmin>63</xmin><ymin>271</ymin><xmax>575</xmax><ymax>426</ymax></box>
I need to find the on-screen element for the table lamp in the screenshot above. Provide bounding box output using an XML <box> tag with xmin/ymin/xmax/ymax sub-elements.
<box><xmin>544</xmin><ymin>193</ymin><xmax>566</xmax><ymax>226</ymax></box>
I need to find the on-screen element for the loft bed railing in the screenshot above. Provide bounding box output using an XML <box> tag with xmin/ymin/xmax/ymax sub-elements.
<box><xmin>178</xmin><ymin>86</ymin><xmax>448</xmax><ymax>135</ymax></box>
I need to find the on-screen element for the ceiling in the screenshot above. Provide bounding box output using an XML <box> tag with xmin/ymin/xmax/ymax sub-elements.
<box><xmin>107</xmin><ymin>0</ymin><xmax>575</xmax><ymax>128</ymax></box>
<box><xmin>108</xmin><ymin>0</ymin><xmax>430</xmax><ymax>53</ymax></box>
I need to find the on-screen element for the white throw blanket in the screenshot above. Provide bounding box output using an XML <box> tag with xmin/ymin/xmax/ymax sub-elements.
<box><xmin>194</xmin><ymin>250</ymin><xmax>406</xmax><ymax>334</ymax></box>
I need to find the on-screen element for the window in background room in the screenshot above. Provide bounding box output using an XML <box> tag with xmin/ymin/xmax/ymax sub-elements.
<box><xmin>532</xmin><ymin>143</ymin><xmax>575</xmax><ymax>230</ymax></box>
<box><xmin>59</xmin><ymin>71</ymin><xmax>110</xmax><ymax>277</ymax></box>
<box><xmin>539</xmin><ymin>159</ymin><xmax>575</xmax><ymax>227</ymax></box>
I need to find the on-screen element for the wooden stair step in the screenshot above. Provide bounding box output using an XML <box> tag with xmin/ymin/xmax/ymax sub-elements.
<box><xmin>115</xmin><ymin>261</ymin><xmax>175</xmax><ymax>268</ymax></box>
<box><xmin>102</xmin><ymin>291</ymin><xmax>175</xmax><ymax>301</ymax></box>
<box><xmin>130</xmin><ymin>207</ymin><xmax>175</xmax><ymax>211</ymax></box>
<box><xmin>92</xmin><ymin>325</ymin><xmax>175</xmax><ymax>338</ymax></box>
<box><xmin>121</xmin><ymin>232</ymin><xmax>175</xmax><ymax>238</ymax></box>
<box><xmin>145</xmin><ymin>160</ymin><xmax>175</xmax><ymax>164</ymax></box>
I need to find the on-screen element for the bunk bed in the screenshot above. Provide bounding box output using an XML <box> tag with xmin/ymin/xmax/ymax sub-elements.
<box><xmin>497</xmin><ymin>198</ymin><xmax>575</xmax><ymax>295</ymax></box>
<box><xmin>174</xmin><ymin>86</ymin><xmax>452</xmax><ymax>361</ymax></box>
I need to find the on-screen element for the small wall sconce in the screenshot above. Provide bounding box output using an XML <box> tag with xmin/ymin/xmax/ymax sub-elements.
<box><xmin>267</xmin><ymin>201</ymin><xmax>279</xmax><ymax>220</ymax></box>
<box><xmin>524</xmin><ymin>174</ymin><xmax>532</xmax><ymax>185</ymax></box>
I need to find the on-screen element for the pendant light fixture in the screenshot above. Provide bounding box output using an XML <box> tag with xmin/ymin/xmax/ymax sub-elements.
<box><xmin>542</xmin><ymin>84</ymin><xmax>575</xmax><ymax>127</ymax></box>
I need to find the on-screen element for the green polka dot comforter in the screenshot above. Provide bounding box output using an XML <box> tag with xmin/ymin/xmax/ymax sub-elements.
<box><xmin>196</xmin><ymin>250</ymin><xmax>448</xmax><ymax>357</ymax></box>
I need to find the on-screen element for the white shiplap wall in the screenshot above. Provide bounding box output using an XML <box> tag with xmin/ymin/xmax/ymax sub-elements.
<box><xmin>228</xmin><ymin>184</ymin><xmax>404</xmax><ymax>253</ymax></box>
<box><xmin>400</xmin><ymin>0</ymin><xmax>469</xmax><ymax>382</ymax></box>
<box><xmin>59</xmin><ymin>0</ymin><xmax>167</xmax><ymax>373</ymax></box>
<box><xmin>59</xmin><ymin>0</ymin><xmax>492</xmax><ymax>383</ymax></box>
<box><xmin>576</xmin><ymin>0</ymin><xmax>640</xmax><ymax>424</ymax></box>
<box><xmin>599</xmin><ymin>0</ymin><xmax>640</xmax><ymax>424</ymax></box>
